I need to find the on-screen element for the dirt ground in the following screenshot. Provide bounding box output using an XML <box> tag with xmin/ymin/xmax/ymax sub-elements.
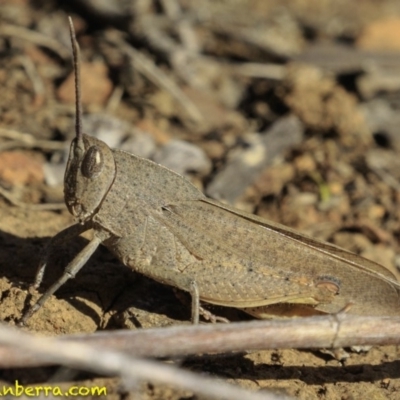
<box><xmin>1</xmin><ymin>0</ymin><xmax>400</xmax><ymax>399</ymax></box>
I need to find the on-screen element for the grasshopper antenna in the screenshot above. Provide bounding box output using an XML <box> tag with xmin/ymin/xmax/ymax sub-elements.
<box><xmin>68</xmin><ymin>16</ymin><xmax>83</xmax><ymax>144</ymax></box>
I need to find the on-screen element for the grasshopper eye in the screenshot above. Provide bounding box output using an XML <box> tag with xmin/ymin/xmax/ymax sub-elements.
<box><xmin>81</xmin><ymin>145</ymin><xmax>104</xmax><ymax>178</ymax></box>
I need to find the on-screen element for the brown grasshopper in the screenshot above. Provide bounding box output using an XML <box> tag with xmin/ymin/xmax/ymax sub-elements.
<box><xmin>20</xmin><ymin>18</ymin><xmax>400</xmax><ymax>326</ymax></box>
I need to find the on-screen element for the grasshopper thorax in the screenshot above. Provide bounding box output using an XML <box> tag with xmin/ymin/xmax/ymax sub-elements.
<box><xmin>64</xmin><ymin>134</ymin><xmax>116</xmax><ymax>223</ymax></box>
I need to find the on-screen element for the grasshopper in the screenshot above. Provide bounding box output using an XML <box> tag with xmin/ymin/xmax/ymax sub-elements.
<box><xmin>20</xmin><ymin>18</ymin><xmax>400</xmax><ymax>326</ymax></box>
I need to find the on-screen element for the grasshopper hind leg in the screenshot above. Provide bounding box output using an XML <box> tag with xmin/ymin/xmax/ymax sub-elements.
<box><xmin>174</xmin><ymin>282</ymin><xmax>229</xmax><ymax>323</ymax></box>
<box><xmin>189</xmin><ymin>281</ymin><xmax>229</xmax><ymax>323</ymax></box>
<box><xmin>190</xmin><ymin>281</ymin><xmax>200</xmax><ymax>323</ymax></box>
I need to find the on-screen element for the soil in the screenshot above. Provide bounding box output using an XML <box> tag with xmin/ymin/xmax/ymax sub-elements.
<box><xmin>1</xmin><ymin>1</ymin><xmax>400</xmax><ymax>399</ymax></box>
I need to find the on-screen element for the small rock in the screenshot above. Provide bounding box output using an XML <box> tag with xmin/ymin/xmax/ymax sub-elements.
<box><xmin>294</xmin><ymin>154</ymin><xmax>316</xmax><ymax>173</ymax></box>
<box><xmin>350</xmin><ymin>345</ymin><xmax>372</xmax><ymax>353</ymax></box>
<box><xmin>253</xmin><ymin>163</ymin><xmax>295</xmax><ymax>197</ymax></box>
<box><xmin>356</xmin><ymin>17</ymin><xmax>400</xmax><ymax>51</ymax></box>
<box><xmin>200</xmin><ymin>140</ymin><xmax>225</xmax><ymax>160</ymax></box>
<box><xmin>361</xmin><ymin>99</ymin><xmax>393</xmax><ymax>133</ymax></box>
<box><xmin>357</xmin><ymin>70</ymin><xmax>400</xmax><ymax>99</ymax></box>
<box><xmin>57</xmin><ymin>61</ymin><xmax>113</xmax><ymax>106</ymax></box>
<box><xmin>290</xmin><ymin>192</ymin><xmax>318</xmax><ymax>207</ymax></box>
<box><xmin>332</xmin><ymin>232</ymin><xmax>372</xmax><ymax>253</ymax></box>
<box><xmin>328</xmin><ymin>182</ymin><xmax>344</xmax><ymax>196</ymax></box>
<box><xmin>182</xmin><ymin>86</ymin><xmax>245</xmax><ymax>131</ymax></box>
<box><xmin>83</xmin><ymin>113</ymin><xmax>129</xmax><ymax>148</ymax></box>
<box><xmin>0</xmin><ymin>151</ymin><xmax>44</xmax><ymax>185</ymax></box>
<box><xmin>361</xmin><ymin>245</ymin><xmax>396</xmax><ymax>273</ymax></box>
<box><xmin>362</xmin><ymin>100</ymin><xmax>400</xmax><ymax>151</ymax></box>
<box><xmin>281</xmin><ymin>63</ymin><xmax>370</xmax><ymax>146</ymax></box>
<box><xmin>153</xmin><ymin>140</ymin><xmax>211</xmax><ymax>176</ymax></box>
<box><xmin>43</xmin><ymin>161</ymin><xmax>66</xmax><ymax>187</ymax></box>
<box><xmin>381</xmin><ymin>378</ymin><xmax>391</xmax><ymax>389</ymax></box>
<box><xmin>206</xmin><ymin>114</ymin><xmax>304</xmax><ymax>204</ymax></box>
<box><xmin>136</xmin><ymin>119</ymin><xmax>171</xmax><ymax>144</ymax></box>
<box><xmin>366</xmin><ymin>148</ymin><xmax>400</xmax><ymax>187</ymax></box>
<box><xmin>148</xmin><ymin>90</ymin><xmax>176</xmax><ymax>119</ymax></box>
<box><xmin>367</xmin><ymin>204</ymin><xmax>385</xmax><ymax>220</ymax></box>
<box><xmin>121</xmin><ymin>130</ymin><xmax>156</xmax><ymax>159</ymax></box>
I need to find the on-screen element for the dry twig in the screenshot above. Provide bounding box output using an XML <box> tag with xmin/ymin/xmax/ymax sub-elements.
<box><xmin>0</xmin><ymin>186</ymin><xmax>65</xmax><ymax>211</ymax></box>
<box><xmin>0</xmin><ymin>23</ymin><xmax>70</xmax><ymax>60</ymax></box>
<box><xmin>0</xmin><ymin>323</ymin><xmax>290</xmax><ymax>400</ymax></box>
<box><xmin>0</xmin><ymin>128</ymin><xmax>66</xmax><ymax>152</ymax></box>
<box><xmin>2</xmin><ymin>314</ymin><xmax>400</xmax><ymax>368</ymax></box>
<box><xmin>229</xmin><ymin>62</ymin><xmax>285</xmax><ymax>80</ymax></box>
<box><xmin>18</xmin><ymin>55</ymin><xmax>46</xmax><ymax>106</ymax></box>
<box><xmin>104</xmin><ymin>31</ymin><xmax>204</xmax><ymax>124</ymax></box>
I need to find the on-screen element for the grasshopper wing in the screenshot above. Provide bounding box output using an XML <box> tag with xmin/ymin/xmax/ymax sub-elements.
<box><xmin>157</xmin><ymin>199</ymin><xmax>400</xmax><ymax>317</ymax></box>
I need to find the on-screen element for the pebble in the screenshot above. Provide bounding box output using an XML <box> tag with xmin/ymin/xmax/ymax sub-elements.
<box><xmin>206</xmin><ymin>114</ymin><xmax>304</xmax><ymax>204</ymax></box>
<box><xmin>153</xmin><ymin>139</ymin><xmax>211</xmax><ymax>176</ymax></box>
<box><xmin>356</xmin><ymin>17</ymin><xmax>400</xmax><ymax>51</ymax></box>
<box><xmin>57</xmin><ymin>61</ymin><xmax>113</xmax><ymax>106</ymax></box>
<box><xmin>0</xmin><ymin>151</ymin><xmax>44</xmax><ymax>185</ymax></box>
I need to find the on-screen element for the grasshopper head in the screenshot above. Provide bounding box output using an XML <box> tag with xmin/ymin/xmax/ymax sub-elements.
<box><xmin>64</xmin><ymin>134</ymin><xmax>116</xmax><ymax>223</ymax></box>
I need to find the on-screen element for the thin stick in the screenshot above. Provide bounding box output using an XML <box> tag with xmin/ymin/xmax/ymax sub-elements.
<box><xmin>68</xmin><ymin>17</ymin><xmax>83</xmax><ymax>142</ymax></box>
<box><xmin>105</xmin><ymin>85</ymin><xmax>124</xmax><ymax>113</ymax></box>
<box><xmin>0</xmin><ymin>127</ymin><xmax>66</xmax><ymax>151</ymax></box>
<box><xmin>0</xmin><ymin>186</ymin><xmax>65</xmax><ymax>211</ymax></box>
<box><xmin>229</xmin><ymin>62</ymin><xmax>286</xmax><ymax>80</ymax></box>
<box><xmin>104</xmin><ymin>31</ymin><xmax>204</xmax><ymax>125</ymax></box>
<box><xmin>19</xmin><ymin>55</ymin><xmax>45</xmax><ymax>106</ymax></box>
<box><xmin>159</xmin><ymin>0</ymin><xmax>200</xmax><ymax>53</ymax></box>
<box><xmin>0</xmin><ymin>24</ymin><xmax>70</xmax><ymax>60</ymax></box>
<box><xmin>0</xmin><ymin>324</ymin><xmax>289</xmax><ymax>400</ymax></box>
<box><xmin>3</xmin><ymin>315</ymin><xmax>400</xmax><ymax>368</ymax></box>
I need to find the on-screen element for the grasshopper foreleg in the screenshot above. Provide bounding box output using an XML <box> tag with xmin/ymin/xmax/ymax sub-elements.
<box><xmin>20</xmin><ymin>235</ymin><xmax>101</xmax><ymax>325</ymax></box>
<box><xmin>33</xmin><ymin>223</ymin><xmax>91</xmax><ymax>289</ymax></box>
